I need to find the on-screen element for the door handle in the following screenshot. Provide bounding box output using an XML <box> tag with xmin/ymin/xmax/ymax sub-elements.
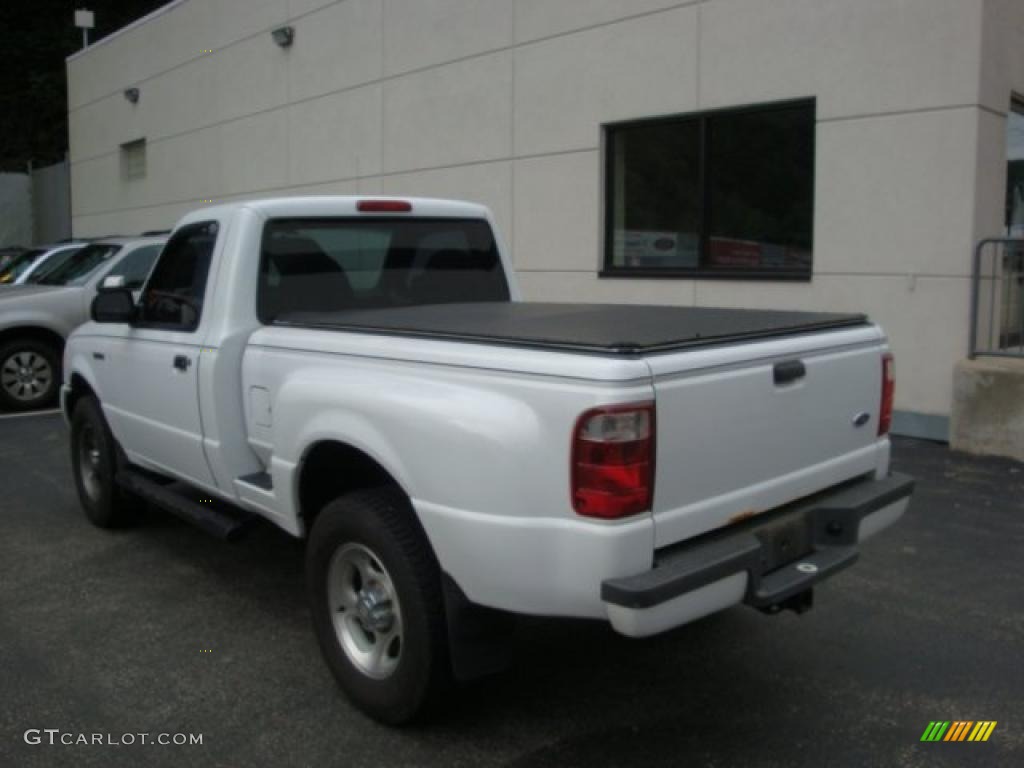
<box><xmin>173</xmin><ymin>355</ymin><xmax>192</xmax><ymax>372</ymax></box>
<box><xmin>773</xmin><ymin>360</ymin><xmax>806</xmax><ymax>386</ymax></box>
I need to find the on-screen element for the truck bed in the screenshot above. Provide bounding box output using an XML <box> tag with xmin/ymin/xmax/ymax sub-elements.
<box><xmin>276</xmin><ymin>302</ymin><xmax>868</xmax><ymax>356</ymax></box>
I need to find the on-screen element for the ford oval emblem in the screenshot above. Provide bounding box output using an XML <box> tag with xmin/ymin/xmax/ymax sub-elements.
<box><xmin>852</xmin><ymin>412</ymin><xmax>870</xmax><ymax>428</ymax></box>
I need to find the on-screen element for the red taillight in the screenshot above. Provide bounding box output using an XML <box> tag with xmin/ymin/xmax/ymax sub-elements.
<box><xmin>357</xmin><ymin>199</ymin><xmax>413</xmax><ymax>213</ymax></box>
<box><xmin>879</xmin><ymin>353</ymin><xmax>895</xmax><ymax>436</ymax></box>
<box><xmin>571</xmin><ymin>403</ymin><xmax>655</xmax><ymax>519</ymax></box>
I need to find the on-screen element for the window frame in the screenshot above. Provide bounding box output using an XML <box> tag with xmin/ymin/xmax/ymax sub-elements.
<box><xmin>601</xmin><ymin>97</ymin><xmax>816</xmax><ymax>282</ymax></box>
<box><xmin>135</xmin><ymin>221</ymin><xmax>219</xmax><ymax>333</ymax></box>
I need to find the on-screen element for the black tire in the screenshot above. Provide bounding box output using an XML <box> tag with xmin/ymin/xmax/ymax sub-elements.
<box><xmin>70</xmin><ymin>396</ymin><xmax>143</xmax><ymax>528</ymax></box>
<box><xmin>307</xmin><ymin>487</ymin><xmax>451</xmax><ymax>724</ymax></box>
<box><xmin>0</xmin><ymin>338</ymin><xmax>61</xmax><ymax>411</ymax></box>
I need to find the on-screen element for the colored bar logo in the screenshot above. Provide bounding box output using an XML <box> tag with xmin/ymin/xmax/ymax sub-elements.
<box><xmin>920</xmin><ymin>721</ymin><xmax>997</xmax><ymax>742</ymax></box>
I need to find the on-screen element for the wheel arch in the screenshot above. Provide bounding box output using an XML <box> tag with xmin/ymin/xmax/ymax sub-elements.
<box><xmin>0</xmin><ymin>325</ymin><xmax>66</xmax><ymax>355</ymax></box>
<box><xmin>297</xmin><ymin>439</ymin><xmax>412</xmax><ymax>538</ymax></box>
<box><xmin>64</xmin><ymin>371</ymin><xmax>99</xmax><ymax>421</ymax></box>
<box><xmin>299</xmin><ymin>440</ymin><xmax>513</xmax><ymax>687</ymax></box>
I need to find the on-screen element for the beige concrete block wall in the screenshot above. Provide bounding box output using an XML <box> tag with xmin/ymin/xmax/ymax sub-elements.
<box><xmin>66</xmin><ymin>0</ymin><xmax>1024</xmax><ymax>434</ymax></box>
<box><xmin>952</xmin><ymin>357</ymin><xmax>1024</xmax><ymax>461</ymax></box>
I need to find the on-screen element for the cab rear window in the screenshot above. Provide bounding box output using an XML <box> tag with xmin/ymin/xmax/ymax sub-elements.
<box><xmin>257</xmin><ymin>218</ymin><xmax>509</xmax><ymax>323</ymax></box>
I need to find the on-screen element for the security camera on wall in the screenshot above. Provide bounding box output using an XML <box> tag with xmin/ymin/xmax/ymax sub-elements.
<box><xmin>271</xmin><ymin>26</ymin><xmax>294</xmax><ymax>48</ymax></box>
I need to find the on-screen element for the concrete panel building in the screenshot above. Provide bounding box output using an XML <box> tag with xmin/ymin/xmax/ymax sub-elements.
<box><xmin>66</xmin><ymin>0</ymin><xmax>1024</xmax><ymax>439</ymax></box>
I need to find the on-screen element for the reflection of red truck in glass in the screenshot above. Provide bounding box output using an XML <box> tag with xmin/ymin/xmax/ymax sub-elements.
<box><xmin>709</xmin><ymin>237</ymin><xmax>811</xmax><ymax>271</ymax></box>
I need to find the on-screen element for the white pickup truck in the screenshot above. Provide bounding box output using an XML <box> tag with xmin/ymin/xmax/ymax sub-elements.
<box><xmin>63</xmin><ymin>197</ymin><xmax>913</xmax><ymax>724</ymax></box>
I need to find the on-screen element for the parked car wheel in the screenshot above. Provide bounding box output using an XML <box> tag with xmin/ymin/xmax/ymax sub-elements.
<box><xmin>71</xmin><ymin>396</ymin><xmax>142</xmax><ymax>528</ymax></box>
<box><xmin>307</xmin><ymin>487</ymin><xmax>450</xmax><ymax>724</ymax></box>
<box><xmin>0</xmin><ymin>339</ymin><xmax>60</xmax><ymax>411</ymax></box>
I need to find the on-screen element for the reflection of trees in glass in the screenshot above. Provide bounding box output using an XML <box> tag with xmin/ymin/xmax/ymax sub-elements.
<box><xmin>1006</xmin><ymin>159</ymin><xmax>1024</xmax><ymax>234</ymax></box>
<box><xmin>708</xmin><ymin>105</ymin><xmax>815</xmax><ymax>251</ymax></box>
<box><xmin>0</xmin><ymin>1</ymin><xmax>169</xmax><ymax>172</ymax></box>
<box><xmin>618</xmin><ymin>121</ymin><xmax>701</xmax><ymax>237</ymax></box>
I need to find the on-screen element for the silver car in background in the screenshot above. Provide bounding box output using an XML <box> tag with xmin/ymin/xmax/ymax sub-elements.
<box><xmin>0</xmin><ymin>236</ymin><xmax>165</xmax><ymax>411</ymax></box>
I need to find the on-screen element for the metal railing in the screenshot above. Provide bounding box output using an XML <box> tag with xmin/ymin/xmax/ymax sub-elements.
<box><xmin>970</xmin><ymin>238</ymin><xmax>1024</xmax><ymax>359</ymax></box>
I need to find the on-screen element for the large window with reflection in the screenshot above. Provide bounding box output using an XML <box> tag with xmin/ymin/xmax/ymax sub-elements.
<box><xmin>604</xmin><ymin>100</ymin><xmax>815</xmax><ymax>280</ymax></box>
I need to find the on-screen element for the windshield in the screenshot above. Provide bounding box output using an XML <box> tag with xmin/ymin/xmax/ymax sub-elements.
<box><xmin>37</xmin><ymin>243</ymin><xmax>122</xmax><ymax>286</ymax></box>
<box><xmin>0</xmin><ymin>249</ymin><xmax>46</xmax><ymax>284</ymax></box>
<box><xmin>26</xmin><ymin>248</ymin><xmax>79</xmax><ymax>284</ymax></box>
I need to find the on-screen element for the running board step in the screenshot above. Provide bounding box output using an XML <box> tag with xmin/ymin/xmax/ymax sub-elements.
<box><xmin>116</xmin><ymin>470</ymin><xmax>255</xmax><ymax>541</ymax></box>
<box><xmin>237</xmin><ymin>471</ymin><xmax>273</xmax><ymax>490</ymax></box>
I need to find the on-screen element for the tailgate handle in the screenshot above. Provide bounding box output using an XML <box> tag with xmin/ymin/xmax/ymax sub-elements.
<box><xmin>773</xmin><ymin>360</ymin><xmax>806</xmax><ymax>386</ymax></box>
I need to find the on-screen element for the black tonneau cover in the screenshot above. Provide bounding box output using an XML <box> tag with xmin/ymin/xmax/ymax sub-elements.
<box><xmin>275</xmin><ymin>302</ymin><xmax>868</xmax><ymax>356</ymax></box>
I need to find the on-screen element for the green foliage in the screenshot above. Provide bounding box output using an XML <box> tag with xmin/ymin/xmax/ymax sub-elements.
<box><xmin>1007</xmin><ymin>159</ymin><xmax>1024</xmax><ymax>228</ymax></box>
<box><xmin>0</xmin><ymin>0</ymin><xmax>166</xmax><ymax>172</ymax></box>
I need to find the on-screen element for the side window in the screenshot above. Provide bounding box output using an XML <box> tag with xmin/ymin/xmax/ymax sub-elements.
<box><xmin>138</xmin><ymin>221</ymin><xmax>219</xmax><ymax>331</ymax></box>
<box><xmin>103</xmin><ymin>244</ymin><xmax>162</xmax><ymax>291</ymax></box>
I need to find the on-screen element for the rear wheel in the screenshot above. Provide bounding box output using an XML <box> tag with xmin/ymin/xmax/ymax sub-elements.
<box><xmin>71</xmin><ymin>396</ymin><xmax>142</xmax><ymax>528</ymax></box>
<box><xmin>307</xmin><ymin>487</ymin><xmax>450</xmax><ymax>724</ymax></box>
<box><xmin>0</xmin><ymin>339</ymin><xmax>60</xmax><ymax>411</ymax></box>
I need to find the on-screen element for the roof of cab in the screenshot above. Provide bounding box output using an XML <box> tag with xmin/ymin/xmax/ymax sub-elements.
<box><xmin>176</xmin><ymin>196</ymin><xmax>492</xmax><ymax>228</ymax></box>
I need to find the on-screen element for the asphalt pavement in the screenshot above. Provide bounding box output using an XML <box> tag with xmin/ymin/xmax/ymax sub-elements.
<box><xmin>1</xmin><ymin>411</ymin><xmax>1022</xmax><ymax>768</ymax></box>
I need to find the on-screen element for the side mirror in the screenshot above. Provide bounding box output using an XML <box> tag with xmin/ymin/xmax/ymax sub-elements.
<box><xmin>91</xmin><ymin>288</ymin><xmax>136</xmax><ymax>324</ymax></box>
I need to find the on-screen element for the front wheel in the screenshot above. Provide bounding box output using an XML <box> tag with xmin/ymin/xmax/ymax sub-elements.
<box><xmin>0</xmin><ymin>339</ymin><xmax>60</xmax><ymax>411</ymax></box>
<box><xmin>70</xmin><ymin>396</ymin><xmax>142</xmax><ymax>528</ymax></box>
<box><xmin>307</xmin><ymin>487</ymin><xmax>450</xmax><ymax>724</ymax></box>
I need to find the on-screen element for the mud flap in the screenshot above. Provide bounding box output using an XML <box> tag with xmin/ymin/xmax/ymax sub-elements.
<box><xmin>442</xmin><ymin>573</ymin><xmax>515</xmax><ymax>681</ymax></box>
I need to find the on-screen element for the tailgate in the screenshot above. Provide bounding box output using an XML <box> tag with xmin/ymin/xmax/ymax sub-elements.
<box><xmin>646</xmin><ymin>324</ymin><xmax>889</xmax><ymax>549</ymax></box>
